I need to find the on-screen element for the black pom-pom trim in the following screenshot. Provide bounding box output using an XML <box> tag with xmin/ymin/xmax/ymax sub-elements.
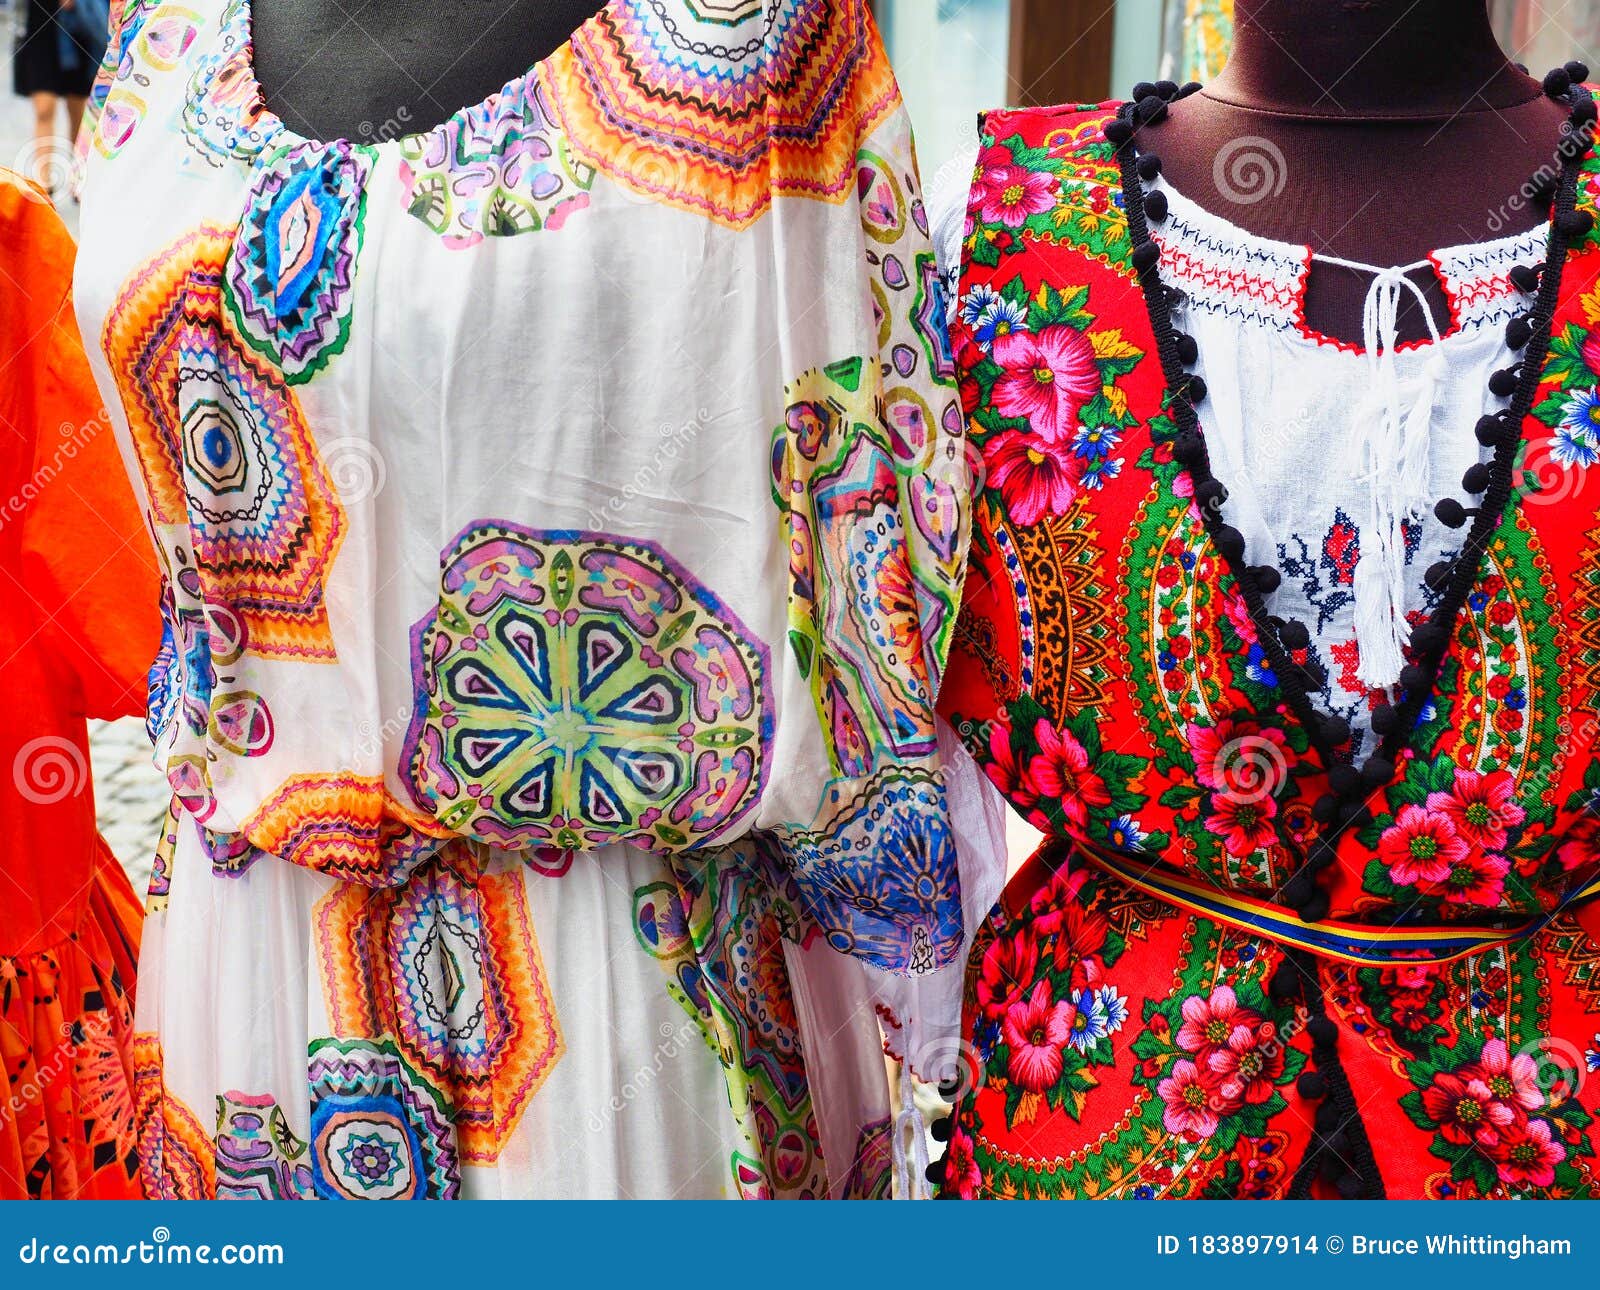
<box><xmin>1298</xmin><ymin>1071</ymin><xmax>1329</xmax><ymax>1100</ymax></box>
<box><xmin>1475</xmin><ymin>414</ymin><xmax>1509</xmax><ymax>447</ymax></box>
<box><xmin>1328</xmin><ymin>764</ymin><xmax>1362</xmax><ymax>796</ymax></box>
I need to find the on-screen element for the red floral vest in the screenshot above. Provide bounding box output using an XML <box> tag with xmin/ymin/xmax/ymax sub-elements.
<box><xmin>940</xmin><ymin>101</ymin><xmax>1600</xmax><ymax>946</ymax></box>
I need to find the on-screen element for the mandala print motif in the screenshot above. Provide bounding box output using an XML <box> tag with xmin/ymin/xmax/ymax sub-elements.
<box><xmin>774</xmin><ymin>766</ymin><xmax>961</xmax><ymax>975</ymax></box>
<box><xmin>773</xmin><ymin>357</ymin><xmax>942</xmax><ymax>775</ymax></box>
<box><xmin>306</xmin><ymin>1038</ymin><xmax>460</xmax><ymax>1200</ymax></box>
<box><xmin>398</xmin><ymin>72</ymin><xmax>595</xmax><ymax>248</ymax></box>
<box><xmin>229</xmin><ymin>772</ymin><xmax>448</xmax><ymax>888</ymax></box>
<box><xmin>540</xmin><ymin>0</ymin><xmax>898</xmax><ymax>228</ymax></box>
<box><xmin>215</xmin><ymin>1093</ymin><xmax>314</xmax><ymax>1199</ymax></box>
<box><xmin>403</xmin><ymin>523</ymin><xmax>772</xmax><ymax>853</ymax></box>
<box><xmin>224</xmin><ymin>139</ymin><xmax>373</xmax><ymax>383</ymax></box>
<box><xmin>313</xmin><ymin>847</ymin><xmax>564</xmax><ymax>1164</ymax></box>
<box><xmin>633</xmin><ymin>847</ymin><xmax>824</xmax><ymax>1198</ymax></box>
<box><xmin>131</xmin><ymin>1035</ymin><xmax>216</xmax><ymax>1200</ymax></box>
<box><xmin>102</xmin><ymin>227</ymin><xmax>347</xmax><ymax>661</ymax></box>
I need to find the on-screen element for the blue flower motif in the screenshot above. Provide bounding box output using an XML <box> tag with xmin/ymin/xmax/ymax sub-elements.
<box><xmin>973</xmin><ymin>298</ymin><xmax>1030</xmax><ymax>351</ymax></box>
<box><xmin>1553</xmin><ymin>423</ymin><xmax>1600</xmax><ymax>468</ymax></box>
<box><xmin>1073</xmin><ymin>423</ymin><xmax>1121</xmax><ymax>461</ymax></box>
<box><xmin>1562</xmin><ymin>387</ymin><xmax>1600</xmax><ymax>434</ymax></box>
<box><xmin>1081</xmin><ymin>456</ymin><xmax>1122</xmax><ymax>490</ymax></box>
<box><xmin>1247</xmin><ymin>642</ymin><xmax>1278</xmax><ymax>687</ymax></box>
<box><xmin>1095</xmin><ymin>985</ymin><xmax>1129</xmax><ymax>1033</ymax></box>
<box><xmin>959</xmin><ymin>283</ymin><xmax>1000</xmax><ymax>327</ymax></box>
<box><xmin>1066</xmin><ymin>988</ymin><xmax>1111</xmax><ymax>1052</ymax></box>
<box><xmin>1587</xmin><ymin>1035</ymin><xmax>1600</xmax><ymax>1073</ymax></box>
<box><xmin>1107</xmin><ymin>814</ymin><xmax>1148</xmax><ymax>851</ymax></box>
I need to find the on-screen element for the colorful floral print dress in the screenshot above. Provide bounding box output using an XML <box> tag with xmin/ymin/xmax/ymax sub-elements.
<box><xmin>932</xmin><ymin>97</ymin><xmax>1600</xmax><ymax>1199</ymax></box>
<box><xmin>72</xmin><ymin>0</ymin><xmax>976</xmax><ymax>1199</ymax></box>
<box><xmin>0</xmin><ymin>171</ymin><xmax>159</xmax><ymax>1199</ymax></box>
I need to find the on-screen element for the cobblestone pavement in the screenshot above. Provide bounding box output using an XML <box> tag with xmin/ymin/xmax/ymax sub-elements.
<box><xmin>88</xmin><ymin>719</ymin><xmax>165</xmax><ymax>893</ymax></box>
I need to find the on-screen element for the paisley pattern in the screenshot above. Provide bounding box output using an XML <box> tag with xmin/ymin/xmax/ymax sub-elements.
<box><xmin>404</xmin><ymin>524</ymin><xmax>772</xmax><ymax>854</ymax></box>
<box><xmin>225</xmin><ymin>139</ymin><xmax>372</xmax><ymax>382</ymax></box>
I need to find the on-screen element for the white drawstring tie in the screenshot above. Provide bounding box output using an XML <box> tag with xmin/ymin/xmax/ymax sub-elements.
<box><xmin>1325</xmin><ymin>256</ymin><xmax>1446</xmax><ymax>691</ymax></box>
<box><xmin>891</xmin><ymin>1061</ymin><xmax>932</xmax><ymax>1200</ymax></box>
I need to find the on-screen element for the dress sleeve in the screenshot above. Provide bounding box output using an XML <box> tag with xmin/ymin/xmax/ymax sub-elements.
<box><xmin>0</xmin><ymin>173</ymin><xmax>160</xmax><ymax>720</ymax></box>
<box><xmin>765</xmin><ymin>15</ymin><xmax>973</xmax><ymax>985</ymax></box>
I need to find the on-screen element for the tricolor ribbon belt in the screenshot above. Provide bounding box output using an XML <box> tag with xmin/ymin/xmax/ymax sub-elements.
<box><xmin>1065</xmin><ymin>840</ymin><xmax>1600</xmax><ymax>967</ymax></box>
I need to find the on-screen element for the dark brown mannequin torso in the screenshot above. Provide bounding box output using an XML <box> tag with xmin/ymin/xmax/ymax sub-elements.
<box><xmin>1140</xmin><ymin>0</ymin><xmax>1573</xmax><ymax>342</ymax></box>
<box><xmin>252</xmin><ymin>0</ymin><xmax>601</xmax><ymax>143</ymax></box>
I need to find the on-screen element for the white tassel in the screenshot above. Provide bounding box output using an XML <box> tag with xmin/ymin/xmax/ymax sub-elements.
<box><xmin>1321</xmin><ymin>258</ymin><xmax>1444</xmax><ymax>691</ymax></box>
<box><xmin>891</xmin><ymin>1062</ymin><xmax>931</xmax><ymax>1200</ymax></box>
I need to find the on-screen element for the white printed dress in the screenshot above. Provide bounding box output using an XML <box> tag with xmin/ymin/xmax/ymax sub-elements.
<box><xmin>73</xmin><ymin>0</ymin><xmax>980</xmax><ymax>1199</ymax></box>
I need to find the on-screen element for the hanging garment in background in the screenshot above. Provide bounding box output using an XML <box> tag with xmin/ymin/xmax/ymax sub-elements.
<box><xmin>0</xmin><ymin>171</ymin><xmax>160</xmax><ymax>1200</ymax></box>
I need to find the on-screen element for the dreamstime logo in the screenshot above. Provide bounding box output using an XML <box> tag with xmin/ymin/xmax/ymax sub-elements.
<box><xmin>322</xmin><ymin>437</ymin><xmax>388</xmax><ymax>504</ymax></box>
<box><xmin>1212</xmin><ymin>136</ymin><xmax>1288</xmax><ymax>207</ymax></box>
<box><xmin>585</xmin><ymin>1016</ymin><xmax>700</xmax><ymax>1133</ymax></box>
<box><xmin>612</xmin><ymin>138</ymin><xmax>690</xmax><ymax>207</ymax></box>
<box><xmin>1211</xmin><ymin>734</ymin><xmax>1289</xmax><ymax>806</ymax></box>
<box><xmin>11</xmin><ymin>135</ymin><xmax>74</xmax><ymax>200</ymax></box>
<box><xmin>353</xmin><ymin>105</ymin><xmax>414</xmax><ymax>147</ymax></box>
<box><xmin>13</xmin><ymin>737</ymin><xmax>88</xmax><ymax>805</ymax></box>
<box><xmin>1518</xmin><ymin>1037</ymin><xmax>1587</xmax><ymax>1104</ymax></box>
<box><xmin>1513</xmin><ymin>435</ymin><xmax>1590</xmax><ymax>509</ymax></box>
<box><xmin>910</xmin><ymin>1035</ymin><xmax>983</xmax><ymax>1100</ymax></box>
<box><xmin>963</xmin><ymin>437</ymin><xmax>990</xmax><ymax>494</ymax></box>
<box><xmin>1</xmin><ymin>1022</ymin><xmax>77</xmax><ymax>1127</ymax></box>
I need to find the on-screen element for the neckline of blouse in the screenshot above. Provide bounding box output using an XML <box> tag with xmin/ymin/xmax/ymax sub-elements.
<box><xmin>1146</xmin><ymin>173</ymin><xmax>1550</xmax><ymax>351</ymax></box>
<box><xmin>194</xmin><ymin>0</ymin><xmax>613</xmax><ymax>162</ymax></box>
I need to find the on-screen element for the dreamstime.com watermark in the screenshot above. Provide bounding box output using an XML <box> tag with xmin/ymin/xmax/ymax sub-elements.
<box><xmin>17</xmin><ymin>1227</ymin><xmax>284</xmax><ymax>1267</ymax></box>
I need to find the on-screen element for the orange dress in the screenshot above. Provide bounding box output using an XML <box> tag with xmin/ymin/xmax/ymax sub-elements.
<box><xmin>0</xmin><ymin>173</ymin><xmax>158</xmax><ymax>1199</ymax></box>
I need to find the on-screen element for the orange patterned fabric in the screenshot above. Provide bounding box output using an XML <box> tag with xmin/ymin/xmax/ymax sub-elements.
<box><xmin>0</xmin><ymin>171</ymin><xmax>158</xmax><ymax>1199</ymax></box>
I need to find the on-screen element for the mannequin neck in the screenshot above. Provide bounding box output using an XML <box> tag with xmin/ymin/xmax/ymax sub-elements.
<box><xmin>1208</xmin><ymin>0</ymin><xmax>1533</xmax><ymax>118</ymax></box>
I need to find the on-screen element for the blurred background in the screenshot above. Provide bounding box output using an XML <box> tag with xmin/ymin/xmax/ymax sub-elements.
<box><xmin>6</xmin><ymin>0</ymin><xmax>1600</xmax><ymax>893</ymax></box>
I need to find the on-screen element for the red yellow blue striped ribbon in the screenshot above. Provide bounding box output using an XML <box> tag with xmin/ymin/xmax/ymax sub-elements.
<box><xmin>1077</xmin><ymin>844</ymin><xmax>1600</xmax><ymax>967</ymax></box>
